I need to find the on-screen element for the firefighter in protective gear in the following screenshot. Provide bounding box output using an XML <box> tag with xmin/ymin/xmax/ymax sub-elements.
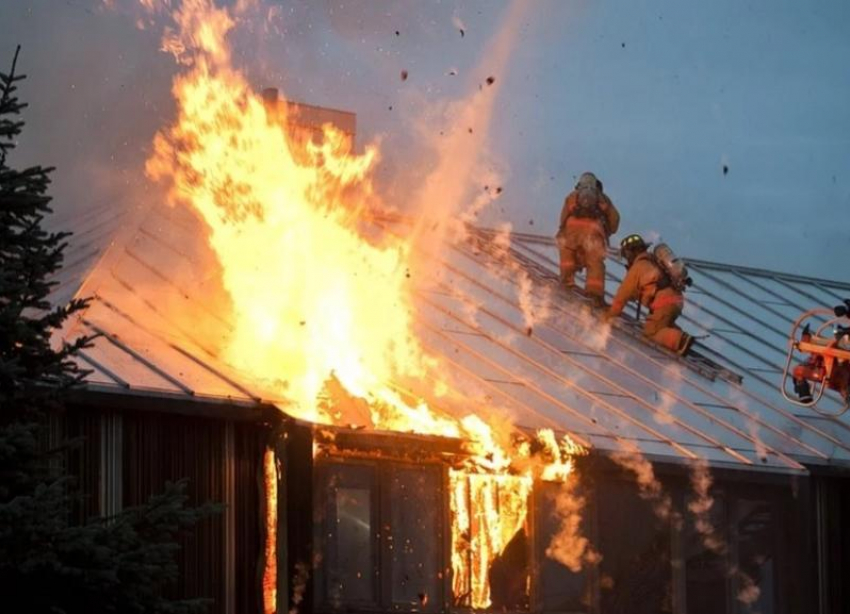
<box><xmin>605</xmin><ymin>234</ymin><xmax>695</xmax><ymax>356</ymax></box>
<box><xmin>792</xmin><ymin>353</ymin><xmax>850</xmax><ymax>404</ymax></box>
<box><xmin>556</xmin><ymin>172</ymin><xmax>620</xmax><ymax>306</ymax></box>
<box><xmin>791</xmin><ymin>302</ymin><xmax>850</xmax><ymax>404</ymax></box>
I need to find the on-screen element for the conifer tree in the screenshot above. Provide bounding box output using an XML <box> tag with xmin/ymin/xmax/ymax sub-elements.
<box><xmin>0</xmin><ymin>46</ymin><xmax>220</xmax><ymax>614</ymax></box>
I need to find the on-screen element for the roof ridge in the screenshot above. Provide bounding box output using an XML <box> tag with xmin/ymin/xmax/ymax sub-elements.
<box><xmin>481</xmin><ymin>226</ymin><xmax>850</xmax><ymax>290</ymax></box>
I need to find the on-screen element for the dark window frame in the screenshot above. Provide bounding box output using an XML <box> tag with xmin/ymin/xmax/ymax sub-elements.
<box><xmin>532</xmin><ymin>479</ymin><xmax>598</xmax><ymax>614</ymax></box>
<box><xmin>314</xmin><ymin>457</ymin><xmax>447</xmax><ymax>614</ymax></box>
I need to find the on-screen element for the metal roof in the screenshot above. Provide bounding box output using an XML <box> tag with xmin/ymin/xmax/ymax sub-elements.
<box><xmin>53</xmin><ymin>204</ymin><xmax>850</xmax><ymax>475</ymax></box>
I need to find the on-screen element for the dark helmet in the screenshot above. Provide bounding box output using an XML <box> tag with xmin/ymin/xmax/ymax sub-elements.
<box><xmin>619</xmin><ymin>233</ymin><xmax>649</xmax><ymax>263</ymax></box>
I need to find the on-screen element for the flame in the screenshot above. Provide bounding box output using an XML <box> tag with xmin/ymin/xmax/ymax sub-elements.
<box><xmin>450</xmin><ymin>471</ymin><xmax>532</xmax><ymax>609</ymax></box>
<box><xmin>144</xmin><ymin>1</ymin><xmax>590</xmax><ymax>609</ymax></box>
<box><xmin>146</xmin><ymin>0</ymin><xmax>442</xmax><ymax>429</ymax></box>
<box><xmin>262</xmin><ymin>447</ymin><xmax>277</xmax><ymax>614</ymax></box>
<box><xmin>449</xmin><ymin>428</ymin><xmax>588</xmax><ymax>609</ymax></box>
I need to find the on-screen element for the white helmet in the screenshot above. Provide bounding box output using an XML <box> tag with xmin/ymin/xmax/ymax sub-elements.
<box><xmin>576</xmin><ymin>172</ymin><xmax>600</xmax><ymax>191</ymax></box>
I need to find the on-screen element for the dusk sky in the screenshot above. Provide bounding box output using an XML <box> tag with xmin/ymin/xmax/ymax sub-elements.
<box><xmin>2</xmin><ymin>0</ymin><xmax>848</xmax><ymax>280</ymax></box>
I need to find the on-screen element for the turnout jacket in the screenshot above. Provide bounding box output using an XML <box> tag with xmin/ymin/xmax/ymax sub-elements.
<box><xmin>610</xmin><ymin>253</ymin><xmax>683</xmax><ymax>317</ymax></box>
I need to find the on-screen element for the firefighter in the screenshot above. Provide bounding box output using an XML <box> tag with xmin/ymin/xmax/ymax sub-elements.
<box><xmin>555</xmin><ymin>172</ymin><xmax>620</xmax><ymax>307</ymax></box>
<box><xmin>604</xmin><ymin>234</ymin><xmax>695</xmax><ymax>356</ymax></box>
<box><xmin>791</xmin><ymin>300</ymin><xmax>850</xmax><ymax>403</ymax></box>
<box><xmin>792</xmin><ymin>356</ymin><xmax>850</xmax><ymax>404</ymax></box>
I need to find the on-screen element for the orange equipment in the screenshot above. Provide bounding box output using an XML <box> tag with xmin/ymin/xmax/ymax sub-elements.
<box><xmin>781</xmin><ymin>299</ymin><xmax>850</xmax><ymax>410</ymax></box>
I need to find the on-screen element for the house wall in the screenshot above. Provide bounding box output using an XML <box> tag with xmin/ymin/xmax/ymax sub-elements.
<box><xmin>813</xmin><ymin>473</ymin><xmax>850</xmax><ymax>614</ymax></box>
<box><xmin>302</xmin><ymin>446</ymin><xmax>814</xmax><ymax>614</ymax></box>
<box><xmin>59</xmin><ymin>402</ymin><xmax>834</xmax><ymax>614</ymax></box>
<box><xmin>63</xmin><ymin>399</ymin><xmax>272</xmax><ymax>614</ymax></box>
<box><xmin>574</xmin><ymin>461</ymin><xmax>811</xmax><ymax>614</ymax></box>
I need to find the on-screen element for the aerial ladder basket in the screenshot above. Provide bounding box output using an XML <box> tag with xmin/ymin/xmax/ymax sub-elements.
<box><xmin>781</xmin><ymin>299</ymin><xmax>850</xmax><ymax>411</ymax></box>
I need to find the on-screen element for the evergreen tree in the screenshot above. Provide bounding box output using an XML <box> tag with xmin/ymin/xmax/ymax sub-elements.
<box><xmin>0</xmin><ymin>47</ymin><xmax>220</xmax><ymax>614</ymax></box>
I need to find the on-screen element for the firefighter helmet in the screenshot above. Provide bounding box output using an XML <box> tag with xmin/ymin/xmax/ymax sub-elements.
<box><xmin>619</xmin><ymin>233</ymin><xmax>648</xmax><ymax>261</ymax></box>
<box><xmin>576</xmin><ymin>172</ymin><xmax>600</xmax><ymax>191</ymax></box>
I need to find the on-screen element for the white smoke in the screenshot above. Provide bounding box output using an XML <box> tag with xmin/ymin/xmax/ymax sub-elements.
<box><xmin>610</xmin><ymin>440</ymin><xmax>676</xmax><ymax>525</ymax></box>
<box><xmin>687</xmin><ymin>458</ymin><xmax>726</xmax><ymax>554</ymax></box>
<box><xmin>544</xmin><ymin>478</ymin><xmax>601</xmax><ymax>572</ymax></box>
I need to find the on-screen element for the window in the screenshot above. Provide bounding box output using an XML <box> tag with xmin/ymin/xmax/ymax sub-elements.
<box><xmin>315</xmin><ymin>460</ymin><xmax>444</xmax><ymax>612</ymax></box>
<box><xmin>535</xmin><ymin>481</ymin><xmax>593</xmax><ymax>613</ymax></box>
<box><xmin>597</xmin><ymin>480</ymin><xmax>674</xmax><ymax>614</ymax></box>
<box><xmin>683</xmin><ymin>494</ymin><xmax>729</xmax><ymax>614</ymax></box>
<box><xmin>388</xmin><ymin>466</ymin><xmax>443</xmax><ymax>610</ymax></box>
<box><xmin>316</xmin><ymin>463</ymin><xmax>379</xmax><ymax>608</ymax></box>
<box><xmin>733</xmin><ymin>499</ymin><xmax>776</xmax><ymax>614</ymax></box>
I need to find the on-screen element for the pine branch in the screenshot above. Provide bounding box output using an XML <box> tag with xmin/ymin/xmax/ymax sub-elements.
<box><xmin>0</xmin><ymin>45</ymin><xmax>24</xmax><ymax>167</ymax></box>
<box><xmin>0</xmin><ymin>48</ymin><xmax>219</xmax><ymax>613</ymax></box>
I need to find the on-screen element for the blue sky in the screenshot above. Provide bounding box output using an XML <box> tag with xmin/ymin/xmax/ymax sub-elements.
<box><xmin>2</xmin><ymin>0</ymin><xmax>848</xmax><ymax>279</ymax></box>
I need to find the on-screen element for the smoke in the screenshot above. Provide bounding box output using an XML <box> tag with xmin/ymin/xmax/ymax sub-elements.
<box><xmin>734</xmin><ymin>567</ymin><xmax>762</xmax><ymax>607</ymax></box>
<box><xmin>482</xmin><ymin>223</ymin><xmax>552</xmax><ymax>336</ymax></box>
<box><xmin>687</xmin><ymin>458</ymin><xmax>726</xmax><ymax>554</ymax></box>
<box><xmin>729</xmin><ymin>387</ymin><xmax>770</xmax><ymax>463</ymax></box>
<box><xmin>578</xmin><ymin>305</ymin><xmax>611</xmax><ymax>351</ymax></box>
<box><xmin>610</xmin><ymin>440</ymin><xmax>676</xmax><ymax>525</ymax></box>
<box><xmin>544</xmin><ymin>477</ymin><xmax>601</xmax><ymax>572</ymax></box>
<box><xmin>653</xmin><ymin>362</ymin><xmax>685</xmax><ymax>426</ymax></box>
<box><xmin>686</xmin><ymin>458</ymin><xmax>764</xmax><ymax>609</ymax></box>
<box><xmin>289</xmin><ymin>560</ymin><xmax>311</xmax><ymax>614</ymax></box>
<box><xmin>405</xmin><ymin>0</ymin><xmax>529</xmax><ymax>254</ymax></box>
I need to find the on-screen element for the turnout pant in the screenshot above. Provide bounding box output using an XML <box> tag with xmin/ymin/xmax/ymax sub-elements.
<box><xmin>558</xmin><ymin>225</ymin><xmax>607</xmax><ymax>300</ymax></box>
<box><xmin>644</xmin><ymin>289</ymin><xmax>685</xmax><ymax>351</ymax></box>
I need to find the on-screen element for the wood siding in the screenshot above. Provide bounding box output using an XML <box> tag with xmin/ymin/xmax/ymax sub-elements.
<box><xmin>65</xmin><ymin>402</ymin><xmax>269</xmax><ymax>614</ymax></box>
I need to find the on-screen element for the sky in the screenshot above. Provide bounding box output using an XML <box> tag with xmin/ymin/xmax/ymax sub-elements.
<box><xmin>2</xmin><ymin>0</ymin><xmax>849</xmax><ymax>280</ymax></box>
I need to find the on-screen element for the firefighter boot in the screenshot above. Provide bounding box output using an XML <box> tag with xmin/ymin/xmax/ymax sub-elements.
<box><xmin>793</xmin><ymin>378</ymin><xmax>814</xmax><ymax>404</ymax></box>
<box><xmin>676</xmin><ymin>333</ymin><xmax>695</xmax><ymax>357</ymax></box>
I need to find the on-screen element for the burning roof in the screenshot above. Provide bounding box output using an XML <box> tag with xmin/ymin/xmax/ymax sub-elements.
<box><xmin>51</xmin><ymin>0</ymin><xmax>850</xmax><ymax>479</ymax></box>
<box><xmin>54</xmin><ymin>196</ymin><xmax>850</xmax><ymax>475</ymax></box>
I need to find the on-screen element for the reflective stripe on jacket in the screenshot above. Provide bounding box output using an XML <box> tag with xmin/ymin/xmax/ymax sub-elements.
<box><xmin>650</xmin><ymin>290</ymin><xmax>684</xmax><ymax>311</ymax></box>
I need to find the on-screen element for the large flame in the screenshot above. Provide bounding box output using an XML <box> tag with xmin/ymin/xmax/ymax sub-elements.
<box><xmin>147</xmin><ymin>1</ymin><xmax>437</xmax><ymax>428</ymax></box>
<box><xmin>143</xmin><ymin>1</ymin><xmax>588</xmax><ymax>610</ymax></box>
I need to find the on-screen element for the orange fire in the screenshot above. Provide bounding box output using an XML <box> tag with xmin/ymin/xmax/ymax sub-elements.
<box><xmin>144</xmin><ymin>1</ymin><xmax>589</xmax><ymax>610</ymax></box>
<box><xmin>262</xmin><ymin>447</ymin><xmax>277</xmax><ymax>614</ymax></box>
<box><xmin>147</xmin><ymin>4</ymin><xmax>434</xmax><ymax>429</ymax></box>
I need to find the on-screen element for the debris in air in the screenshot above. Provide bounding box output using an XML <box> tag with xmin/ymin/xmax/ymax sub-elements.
<box><xmin>401</xmin><ymin>70</ymin><xmax>408</xmax><ymax>81</ymax></box>
<box><xmin>460</xmin><ymin>29</ymin><xmax>465</xmax><ymax>38</ymax></box>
